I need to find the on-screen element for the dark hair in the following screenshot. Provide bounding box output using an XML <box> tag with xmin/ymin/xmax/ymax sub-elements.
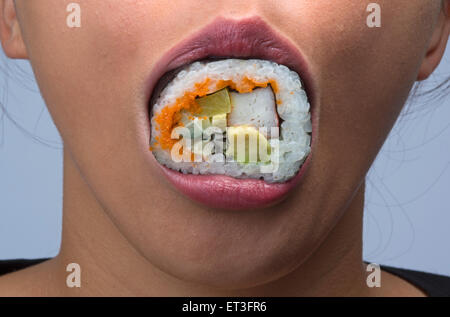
<box><xmin>401</xmin><ymin>76</ymin><xmax>450</xmax><ymax>119</ymax></box>
<box><xmin>0</xmin><ymin>60</ymin><xmax>62</xmax><ymax>148</ymax></box>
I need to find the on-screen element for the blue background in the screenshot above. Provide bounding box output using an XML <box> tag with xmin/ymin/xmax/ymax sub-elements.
<box><xmin>1</xmin><ymin>44</ymin><xmax>449</xmax><ymax>276</ymax></box>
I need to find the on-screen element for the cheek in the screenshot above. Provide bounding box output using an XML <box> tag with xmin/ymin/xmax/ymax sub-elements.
<box><xmin>316</xmin><ymin>1</ymin><xmax>435</xmax><ymax>158</ymax></box>
<box><xmin>17</xmin><ymin>0</ymin><xmax>222</xmax><ymax>144</ymax></box>
<box><xmin>267</xmin><ymin>0</ymin><xmax>436</xmax><ymax>160</ymax></box>
<box><xmin>18</xmin><ymin>1</ymin><xmax>152</xmax><ymax>156</ymax></box>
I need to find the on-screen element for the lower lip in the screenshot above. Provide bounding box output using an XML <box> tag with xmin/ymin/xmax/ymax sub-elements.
<box><xmin>158</xmin><ymin>152</ymin><xmax>312</xmax><ymax>210</ymax></box>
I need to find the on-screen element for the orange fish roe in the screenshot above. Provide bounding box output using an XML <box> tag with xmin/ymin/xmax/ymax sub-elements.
<box><xmin>154</xmin><ymin>79</ymin><xmax>211</xmax><ymax>150</ymax></box>
<box><xmin>216</xmin><ymin>77</ymin><xmax>279</xmax><ymax>94</ymax></box>
<box><xmin>152</xmin><ymin>77</ymin><xmax>279</xmax><ymax>151</ymax></box>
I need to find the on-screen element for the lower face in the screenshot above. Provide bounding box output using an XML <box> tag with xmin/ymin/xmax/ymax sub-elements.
<box><xmin>15</xmin><ymin>0</ymin><xmax>441</xmax><ymax>288</ymax></box>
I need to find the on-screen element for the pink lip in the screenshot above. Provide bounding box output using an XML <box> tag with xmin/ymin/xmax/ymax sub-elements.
<box><xmin>147</xmin><ymin>16</ymin><xmax>316</xmax><ymax>210</ymax></box>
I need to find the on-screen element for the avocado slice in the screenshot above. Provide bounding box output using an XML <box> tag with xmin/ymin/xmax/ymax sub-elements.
<box><xmin>196</xmin><ymin>88</ymin><xmax>231</xmax><ymax>117</ymax></box>
<box><xmin>226</xmin><ymin>126</ymin><xmax>271</xmax><ymax>163</ymax></box>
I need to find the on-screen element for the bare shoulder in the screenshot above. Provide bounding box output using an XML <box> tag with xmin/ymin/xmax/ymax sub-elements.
<box><xmin>0</xmin><ymin>258</ymin><xmax>60</xmax><ymax>296</ymax></box>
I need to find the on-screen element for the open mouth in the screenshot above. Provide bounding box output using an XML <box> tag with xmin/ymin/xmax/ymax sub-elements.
<box><xmin>146</xmin><ymin>17</ymin><xmax>316</xmax><ymax>210</ymax></box>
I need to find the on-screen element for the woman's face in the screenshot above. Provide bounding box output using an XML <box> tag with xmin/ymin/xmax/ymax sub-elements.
<box><xmin>13</xmin><ymin>0</ymin><xmax>446</xmax><ymax>288</ymax></box>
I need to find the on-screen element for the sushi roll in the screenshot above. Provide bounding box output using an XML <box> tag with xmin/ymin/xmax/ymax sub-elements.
<box><xmin>150</xmin><ymin>59</ymin><xmax>311</xmax><ymax>183</ymax></box>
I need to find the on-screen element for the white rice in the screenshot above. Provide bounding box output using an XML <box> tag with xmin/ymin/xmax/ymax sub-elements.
<box><xmin>150</xmin><ymin>59</ymin><xmax>311</xmax><ymax>183</ymax></box>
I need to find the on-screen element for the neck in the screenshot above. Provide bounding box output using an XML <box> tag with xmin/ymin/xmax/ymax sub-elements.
<box><xmin>51</xmin><ymin>149</ymin><xmax>370</xmax><ymax>296</ymax></box>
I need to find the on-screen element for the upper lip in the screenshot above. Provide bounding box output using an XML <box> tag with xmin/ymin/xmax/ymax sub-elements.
<box><xmin>146</xmin><ymin>16</ymin><xmax>316</xmax><ymax>109</ymax></box>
